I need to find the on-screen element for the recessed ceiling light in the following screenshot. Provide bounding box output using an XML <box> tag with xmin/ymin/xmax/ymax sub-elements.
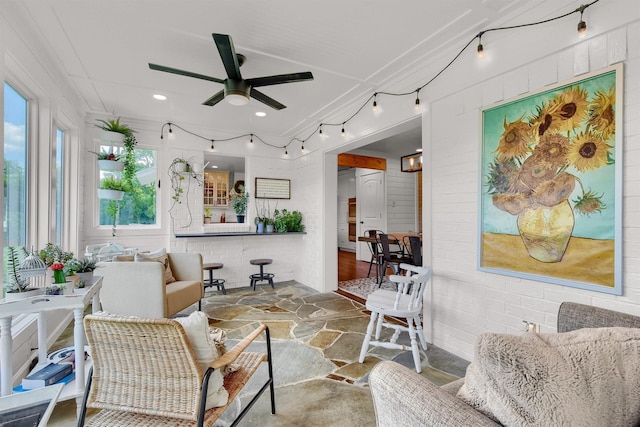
<box><xmin>211</xmin><ymin>165</ymin><xmax>218</xmax><ymax>169</ymax></box>
<box><xmin>255</xmin><ymin>111</ymin><xmax>267</xmax><ymax>117</ymax></box>
<box><xmin>416</xmin><ymin>148</ymin><xmax>423</xmax><ymax>152</ymax></box>
<box><xmin>153</xmin><ymin>94</ymin><xmax>167</xmax><ymax>101</ymax></box>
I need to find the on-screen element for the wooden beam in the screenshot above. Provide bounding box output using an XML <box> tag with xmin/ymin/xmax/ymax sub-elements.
<box><xmin>337</xmin><ymin>153</ymin><xmax>386</xmax><ymax>170</ymax></box>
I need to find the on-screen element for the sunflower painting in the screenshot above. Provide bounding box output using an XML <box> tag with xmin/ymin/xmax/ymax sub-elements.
<box><xmin>480</xmin><ymin>65</ymin><xmax>622</xmax><ymax>295</ymax></box>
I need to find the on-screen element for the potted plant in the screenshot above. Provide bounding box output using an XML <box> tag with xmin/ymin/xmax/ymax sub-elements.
<box><xmin>98</xmin><ymin>176</ymin><xmax>128</xmax><ymax>200</ymax></box>
<box><xmin>95</xmin><ymin>117</ymin><xmax>135</xmax><ymax>144</ymax></box>
<box><xmin>4</xmin><ymin>246</ymin><xmax>42</xmax><ymax>300</ymax></box>
<box><xmin>204</xmin><ymin>207</ymin><xmax>212</xmax><ymax>224</ymax></box>
<box><xmin>255</xmin><ymin>200</ymin><xmax>276</xmax><ymax>233</ymax></box>
<box><xmin>38</xmin><ymin>243</ymin><xmax>74</xmax><ymax>267</ymax></box>
<box><xmin>75</xmin><ymin>258</ymin><xmax>97</xmax><ymax>288</ymax></box>
<box><xmin>90</xmin><ymin>150</ymin><xmax>125</xmax><ymax>171</ymax></box>
<box><xmin>231</xmin><ymin>191</ymin><xmax>249</xmax><ymax>223</ymax></box>
<box><xmin>171</xmin><ymin>158</ymin><xmax>191</xmax><ymax>174</ymax></box>
<box><xmin>273</xmin><ymin>209</ymin><xmax>305</xmax><ymax>233</ymax></box>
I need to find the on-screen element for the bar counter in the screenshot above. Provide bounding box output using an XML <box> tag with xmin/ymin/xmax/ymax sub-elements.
<box><xmin>175</xmin><ymin>231</ymin><xmax>306</xmax><ymax>238</ymax></box>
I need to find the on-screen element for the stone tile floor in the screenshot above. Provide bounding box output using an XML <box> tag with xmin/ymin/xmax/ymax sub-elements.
<box><xmin>49</xmin><ymin>281</ymin><xmax>469</xmax><ymax>426</ymax></box>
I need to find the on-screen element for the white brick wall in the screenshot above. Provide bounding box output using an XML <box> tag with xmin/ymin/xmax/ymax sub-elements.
<box><xmin>425</xmin><ymin>17</ymin><xmax>640</xmax><ymax>361</ymax></box>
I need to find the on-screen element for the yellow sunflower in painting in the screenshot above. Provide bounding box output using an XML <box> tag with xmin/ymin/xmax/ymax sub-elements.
<box><xmin>534</xmin><ymin>133</ymin><xmax>569</xmax><ymax>170</ymax></box>
<box><xmin>588</xmin><ymin>86</ymin><xmax>615</xmax><ymax>140</ymax></box>
<box><xmin>550</xmin><ymin>86</ymin><xmax>589</xmax><ymax>133</ymax></box>
<box><xmin>487</xmin><ymin>74</ymin><xmax>614</xmax><ymax>235</ymax></box>
<box><xmin>494</xmin><ymin>118</ymin><xmax>534</xmax><ymax>161</ymax></box>
<box><xmin>567</xmin><ymin>131</ymin><xmax>611</xmax><ymax>172</ymax></box>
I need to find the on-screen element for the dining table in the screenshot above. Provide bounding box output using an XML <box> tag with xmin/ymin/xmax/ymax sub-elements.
<box><xmin>357</xmin><ymin>232</ymin><xmax>422</xmax><ymax>282</ymax></box>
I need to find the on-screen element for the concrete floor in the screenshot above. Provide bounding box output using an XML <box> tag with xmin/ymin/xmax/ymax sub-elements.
<box><xmin>49</xmin><ymin>281</ymin><xmax>469</xmax><ymax>426</ymax></box>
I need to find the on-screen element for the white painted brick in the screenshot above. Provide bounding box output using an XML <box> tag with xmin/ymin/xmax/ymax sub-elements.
<box><xmin>529</xmin><ymin>54</ymin><xmax>558</xmax><ymax>89</ymax></box>
<box><xmin>589</xmin><ymin>34</ymin><xmax>609</xmax><ymax>70</ymax></box>
<box><xmin>574</xmin><ymin>42</ymin><xmax>590</xmax><ymax>75</ymax></box>
<box><xmin>608</xmin><ymin>27</ymin><xmax>628</xmax><ymax>64</ymax></box>
<box><xmin>503</xmin><ymin>66</ymin><xmax>529</xmax><ymax>100</ymax></box>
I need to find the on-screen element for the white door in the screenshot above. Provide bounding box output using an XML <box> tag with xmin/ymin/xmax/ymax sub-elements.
<box><xmin>356</xmin><ymin>170</ymin><xmax>385</xmax><ymax>261</ymax></box>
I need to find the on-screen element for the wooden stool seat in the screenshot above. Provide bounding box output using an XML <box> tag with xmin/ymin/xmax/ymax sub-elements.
<box><xmin>200</xmin><ymin>262</ymin><xmax>226</xmax><ymax>309</ymax></box>
<box><xmin>249</xmin><ymin>259</ymin><xmax>274</xmax><ymax>291</ymax></box>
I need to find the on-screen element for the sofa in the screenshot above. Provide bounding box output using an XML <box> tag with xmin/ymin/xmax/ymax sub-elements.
<box><xmin>96</xmin><ymin>252</ymin><xmax>203</xmax><ymax>318</ymax></box>
<box><xmin>369</xmin><ymin>302</ymin><xmax>640</xmax><ymax>427</ymax></box>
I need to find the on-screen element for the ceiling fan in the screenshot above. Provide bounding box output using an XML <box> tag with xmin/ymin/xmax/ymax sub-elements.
<box><xmin>149</xmin><ymin>33</ymin><xmax>314</xmax><ymax>110</ymax></box>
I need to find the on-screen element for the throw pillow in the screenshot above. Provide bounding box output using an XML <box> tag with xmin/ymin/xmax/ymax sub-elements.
<box><xmin>174</xmin><ymin>311</ymin><xmax>228</xmax><ymax>409</ymax></box>
<box><xmin>457</xmin><ymin>328</ymin><xmax>640</xmax><ymax>427</ymax></box>
<box><xmin>135</xmin><ymin>248</ymin><xmax>176</xmax><ymax>284</ymax></box>
<box><xmin>112</xmin><ymin>254</ymin><xmax>134</xmax><ymax>262</ymax></box>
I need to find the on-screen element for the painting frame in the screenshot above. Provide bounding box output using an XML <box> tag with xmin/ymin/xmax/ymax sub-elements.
<box><xmin>478</xmin><ymin>64</ymin><xmax>623</xmax><ymax>295</ymax></box>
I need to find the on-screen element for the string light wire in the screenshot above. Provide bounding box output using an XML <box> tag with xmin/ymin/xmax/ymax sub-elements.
<box><xmin>159</xmin><ymin>0</ymin><xmax>600</xmax><ymax>154</ymax></box>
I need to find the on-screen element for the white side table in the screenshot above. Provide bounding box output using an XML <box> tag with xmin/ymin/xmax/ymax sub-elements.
<box><xmin>0</xmin><ymin>276</ymin><xmax>102</xmax><ymax>411</ymax></box>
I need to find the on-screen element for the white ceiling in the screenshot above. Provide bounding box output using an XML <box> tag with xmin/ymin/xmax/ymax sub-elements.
<box><xmin>15</xmin><ymin>0</ymin><xmax>570</xmax><ymax>154</ymax></box>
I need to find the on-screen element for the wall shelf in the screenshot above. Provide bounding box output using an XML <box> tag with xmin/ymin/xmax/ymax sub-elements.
<box><xmin>348</xmin><ymin>197</ymin><xmax>357</xmax><ymax>242</ymax></box>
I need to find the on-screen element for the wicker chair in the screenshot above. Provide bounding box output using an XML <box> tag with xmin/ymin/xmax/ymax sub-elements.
<box><xmin>78</xmin><ymin>315</ymin><xmax>275</xmax><ymax>427</ymax></box>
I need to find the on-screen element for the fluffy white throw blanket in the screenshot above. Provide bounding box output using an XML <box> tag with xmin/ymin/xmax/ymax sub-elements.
<box><xmin>457</xmin><ymin>328</ymin><xmax>640</xmax><ymax>426</ymax></box>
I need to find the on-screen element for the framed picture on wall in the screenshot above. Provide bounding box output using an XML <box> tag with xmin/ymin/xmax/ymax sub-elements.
<box><xmin>478</xmin><ymin>64</ymin><xmax>623</xmax><ymax>295</ymax></box>
<box><xmin>255</xmin><ymin>178</ymin><xmax>291</xmax><ymax>199</ymax></box>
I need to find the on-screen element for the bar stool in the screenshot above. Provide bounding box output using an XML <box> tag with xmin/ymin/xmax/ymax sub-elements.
<box><xmin>249</xmin><ymin>259</ymin><xmax>275</xmax><ymax>291</ymax></box>
<box><xmin>201</xmin><ymin>263</ymin><xmax>226</xmax><ymax>310</ymax></box>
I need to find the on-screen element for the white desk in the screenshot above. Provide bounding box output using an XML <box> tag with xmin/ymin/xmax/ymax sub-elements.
<box><xmin>0</xmin><ymin>276</ymin><xmax>102</xmax><ymax>410</ymax></box>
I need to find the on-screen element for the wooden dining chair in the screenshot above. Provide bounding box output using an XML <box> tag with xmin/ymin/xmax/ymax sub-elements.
<box><xmin>378</xmin><ymin>234</ymin><xmax>412</xmax><ymax>284</ymax></box>
<box><xmin>358</xmin><ymin>264</ymin><xmax>432</xmax><ymax>373</ymax></box>
<box><xmin>402</xmin><ymin>235</ymin><xmax>423</xmax><ymax>266</ymax></box>
<box><xmin>364</xmin><ymin>230</ymin><xmax>385</xmax><ymax>282</ymax></box>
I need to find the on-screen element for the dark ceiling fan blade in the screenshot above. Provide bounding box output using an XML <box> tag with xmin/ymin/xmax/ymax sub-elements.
<box><xmin>250</xmin><ymin>88</ymin><xmax>286</xmax><ymax>110</ymax></box>
<box><xmin>202</xmin><ymin>90</ymin><xmax>225</xmax><ymax>106</ymax></box>
<box><xmin>212</xmin><ymin>33</ymin><xmax>242</xmax><ymax>80</ymax></box>
<box><xmin>148</xmin><ymin>63</ymin><xmax>225</xmax><ymax>83</ymax></box>
<box><xmin>246</xmin><ymin>72</ymin><xmax>314</xmax><ymax>88</ymax></box>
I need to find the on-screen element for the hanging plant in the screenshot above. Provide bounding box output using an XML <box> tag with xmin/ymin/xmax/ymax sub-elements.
<box><xmin>168</xmin><ymin>158</ymin><xmax>202</xmax><ymax>228</ymax></box>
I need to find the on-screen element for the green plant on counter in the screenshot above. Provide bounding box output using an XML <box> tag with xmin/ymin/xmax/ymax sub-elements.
<box><xmin>273</xmin><ymin>209</ymin><xmax>304</xmax><ymax>232</ymax></box>
<box><xmin>204</xmin><ymin>207</ymin><xmax>212</xmax><ymax>218</ymax></box>
<box><xmin>254</xmin><ymin>200</ymin><xmax>276</xmax><ymax>225</ymax></box>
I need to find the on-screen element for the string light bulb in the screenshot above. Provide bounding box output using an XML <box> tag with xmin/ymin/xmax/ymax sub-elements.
<box><xmin>250</xmin><ymin>133</ymin><xmax>254</xmax><ymax>144</ymax></box>
<box><xmin>372</xmin><ymin>94</ymin><xmax>378</xmax><ymax>112</ymax></box>
<box><xmin>210</xmin><ymin>140</ymin><xmax>215</xmax><ymax>151</ymax></box>
<box><xmin>319</xmin><ymin>125</ymin><xmax>323</xmax><ymax>136</ymax></box>
<box><xmin>415</xmin><ymin>90</ymin><xmax>421</xmax><ymax>111</ymax></box>
<box><xmin>341</xmin><ymin>123</ymin><xmax>346</xmax><ymax>137</ymax></box>
<box><xmin>301</xmin><ymin>142</ymin><xmax>305</xmax><ymax>152</ymax></box>
<box><xmin>168</xmin><ymin>123</ymin><xmax>173</xmax><ymax>134</ymax></box>
<box><xmin>477</xmin><ymin>32</ymin><xmax>485</xmax><ymax>60</ymax></box>
<box><xmin>577</xmin><ymin>7</ymin><xmax>587</xmax><ymax>37</ymax></box>
<box><xmin>284</xmin><ymin>147</ymin><xmax>288</xmax><ymax>156</ymax></box>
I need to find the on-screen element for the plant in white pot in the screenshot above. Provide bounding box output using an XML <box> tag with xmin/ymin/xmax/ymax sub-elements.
<box><xmin>75</xmin><ymin>258</ymin><xmax>97</xmax><ymax>288</ymax></box>
<box><xmin>95</xmin><ymin>117</ymin><xmax>135</xmax><ymax>144</ymax></box>
<box><xmin>204</xmin><ymin>207</ymin><xmax>212</xmax><ymax>224</ymax></box>
<box><xmin>4</xmin><ymin>246</ymin><xmax>42</xmax><ymax>300</ymax></box>
<box><xmin>98</xmin><ymin>176</ymin><xmax>128</xmax><ymax>200</ymax></box>
<box><xmin>90</xmin><ymin>150</ymin><xmax>125</xmax><ymax>171</ymax></box>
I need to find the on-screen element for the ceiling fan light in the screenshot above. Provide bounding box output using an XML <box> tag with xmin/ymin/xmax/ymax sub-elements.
<box><xmin>225</xmin><ymin>93</ymin><xmax>250</xmax><ymax>106</ymax></box>
<box><xmin>224</xmin><ymin>79</ymin><xmax>251</xmax><ymax>106</ymax></box>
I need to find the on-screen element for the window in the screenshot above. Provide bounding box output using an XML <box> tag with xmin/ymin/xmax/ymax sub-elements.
<box><xmin>54</xmin><ymin>128</ymin><xmax>64</xmax><ymax>245</ymax></box>
<box><xmin>4</xmin><ymin>82</ymin><xmax>28</xmax><ymax>247</ymax></box>
<box><xmin>98</xmin><ymin>144</ymin><xmax>157</xmax><ymax>227</ymax></box>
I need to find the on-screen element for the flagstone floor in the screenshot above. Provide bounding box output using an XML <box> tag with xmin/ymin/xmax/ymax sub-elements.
<box><xmin>49</xmin><ymin>281</ymin><xmax>469</xmax><ymax>426</ymax></box>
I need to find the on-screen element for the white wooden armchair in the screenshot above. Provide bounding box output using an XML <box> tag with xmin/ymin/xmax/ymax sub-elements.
<box><xmin>78</xmin><ymin>314</ymin><xmax>275</xmax><ymax>426</ymax></box>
